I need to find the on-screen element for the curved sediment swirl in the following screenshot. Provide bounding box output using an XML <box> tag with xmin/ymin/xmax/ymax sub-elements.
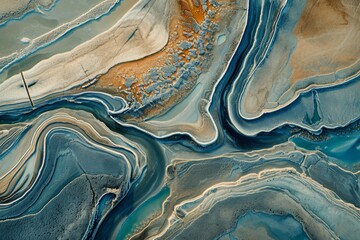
<box><xmin>227</xmin><ymin>0</ymin><xmax>360</xmax><ymax>136</ymax></box>
<box><xmin>162</xmin><ymin>169</ymin><xmax>360</xmax><ymax>239</ymax></box>
<box><xmin>0</xmin><ymin>0</ymin><xmax>170</xmax><ymax>105</ymax></box>
<box><xmin>0</xmin><ymin>0</ymin><xmax>57</xmax><ymax>25</ymax></box>
<box><xmin>0</xmin><ymin>0</ymin><xmax>128</xmax><ymax>74</ymax></box>
<box><xmin>0</xmin><ymin>0</ymin><xmax>359</xmax><ymax>239</ymax></box>
<box><xmin>129</xmin><ymin>142</ymin><xmax>360</xmax><ymax>239</ymax></box>
<box><xmin>0</xmin><ymin>109</ymin><xmax>146</xmax><ymax>238</ymax></box>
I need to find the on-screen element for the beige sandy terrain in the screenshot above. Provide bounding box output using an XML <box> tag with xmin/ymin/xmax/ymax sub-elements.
<box><xmin>240</xmin><ymin>0</ymin><xmax>360</xmax><ymax>119</ymax></box>
<box><xmin>291</xmin><ymin>0</ymin><xmax>360</xmax><ymax>84</ymax></box>
<box><xmin>0</xmin><ymin>0</ymin><xmax>170</xmax><ymax>106</ymax></box>
<box><xmin>88</xmin><ymin>0</ymin><xmax>226</xmax><ymax>115</ymax></box>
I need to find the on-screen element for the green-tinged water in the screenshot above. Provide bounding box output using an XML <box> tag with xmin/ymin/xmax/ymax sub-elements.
<box><xmin>115</xmin><ymin>187</ymin><xmax>170</xmax><ymax>240</ymax></box>
<box><xmin>291</xmin><ymin>130</ymin><xmax>360</xmax><ymax>171</ymax></box>
<box><xmin>0</xmin><ymin>0</ymin><xmax>138</xmax><ymax>83</ymax></box>
<box><xmin>0</xmin><ymin>0</ymin><xmax>103</xmax><ymax>57</ymax></box>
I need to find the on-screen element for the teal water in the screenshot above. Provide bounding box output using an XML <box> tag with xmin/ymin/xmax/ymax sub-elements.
<box><xmin>291</xmin><ymin>130</ymin><xmax>360</xmax><ymax>171</ymax></box>
<box><xmin>217</xmin><ymin>211</ymin><xmax>309</xmax><ymax>240</ymax></box>
<box><xmin>115</xmin><ymin>187</ymin><xmax>170</xmax><ymax>240</ymax></box>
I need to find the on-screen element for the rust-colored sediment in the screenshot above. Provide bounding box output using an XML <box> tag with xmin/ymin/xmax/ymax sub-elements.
<box><xmin>179</xmin><ymin>0</ymin><xmax>206</xmax><ymax>23</ymax></box>
<box><xmin>85</xmin><ymin>0</ymin><xmax>206</xmax><ymax>102</ymax></box>
<box><xmin>290</xmin><ymin>0</ymin><xmax>360</xmax><ymax>84</ymax></box>
<box><xmin>81</xmin><ymin>0</ymin><xmax>236</xmax><ymax>119</ymax></box>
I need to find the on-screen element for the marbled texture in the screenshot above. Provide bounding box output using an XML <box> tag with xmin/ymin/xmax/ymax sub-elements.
<box><xmin>0</xmin><ymin>0</ymin><xmax>359</xmax><ymax>239</ymax></box>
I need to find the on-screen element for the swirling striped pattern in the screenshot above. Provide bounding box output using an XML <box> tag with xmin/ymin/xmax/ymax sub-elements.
<box><xmin>0</xmin><ymin>0</ymin><xmax>359</xmax><ymax>239</ymax></box>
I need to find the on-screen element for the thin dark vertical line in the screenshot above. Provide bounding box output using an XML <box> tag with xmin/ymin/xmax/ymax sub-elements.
<box><xmin>20</xmin><ymin>71</ymin><xmax>34</xmax><ymax>108</ymax></box>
